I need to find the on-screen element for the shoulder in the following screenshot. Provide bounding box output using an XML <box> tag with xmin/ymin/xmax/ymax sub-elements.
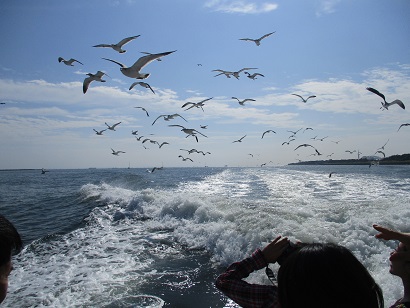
<box><xmin>390</xmin><ymin>300</ymin><xmax>410</xmax><ymax>308</ymax></box>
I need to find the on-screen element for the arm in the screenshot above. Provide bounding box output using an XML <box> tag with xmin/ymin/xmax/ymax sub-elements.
<box><xmin>373</xmin><ymin>224</ymin><xmax>410</xmax><ymax>247</ymax></box>
<box><xmin>215</xmin><ymin>236</ymin><xmax>288</xmax><ymax>308</ymax></box>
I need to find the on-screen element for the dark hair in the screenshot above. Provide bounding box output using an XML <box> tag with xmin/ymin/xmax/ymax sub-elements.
<box><xmin>277</xmin><ymin>243</ymin><xmax>384</xmax><ymax>308</ymax></box>
<box><xmin>0</xmin><ymin>214</ymin><xmax>23</xmax><ymax>265</ymax></box>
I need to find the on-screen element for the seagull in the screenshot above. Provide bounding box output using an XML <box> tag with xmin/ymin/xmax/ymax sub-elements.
<box><xmin>131</xmin><ymin>130</ymin><xmax>138</xmax><ymax>135</ymax></box>
<box><xmin>282</xmin><ymin>139</ymin><xmax>295</xmax><ymax>145</ymax></box>
<box><xmin>232</xmin><ymin>68</ymin><xmax>258</xmax><ymax>79</ymax></box>
<box><xmin>329</xmin><ymin>172</ymin><xmax>335</xmax><ymax>178</ymax></box>
<box><xmin>58</xmin><ymin>57</ymin><xmax>83</xmax><ymax>66</ymax></box>
<box><xmin>239</xmin><ymin>32</ymin><xmax>275</xmax><ymax>46</ymax></box>
<box><xmin>41</xmin><ymin>168</ymin><xmax>49</xmax><ymax>174</ymax></box>
<box><xmin>178</xmin><ymin>155</ymin><xmax>193</xmax><ymax>162</ymax></box>
<box><xmin>303</xmin><ymin>127</ymin><xmax>313</xmax><ymax>133</ymax></box>
<box><xmin>244</xmin><ymin>72</ymin><xmax>265</xmax><ymax>80</ymax></box>
<box><xmin>182</xmin><ymin>97</ymin><xmax>213</xmax><ymax>111</ymax></box>
<box><xmin>102</xmin><ymin>50</ymin><xmax>176</xmax><ymax>79</ymax></box>
<box><xmin>93</xmin><ymin>35</ymin><xmax>140</xmax><ymax>53</ymax></box>
<box><xmin>261</xmin><ymin>130</ymin><xmax>276</xmax><ymax>139</ymax></box>
<box><xmin>200</xmin><ymin>125</ymin><xmax>208</xmax><ymax>129</ymax></box>
<box><xmin>168</xmin><ymin>125</ymin><xmax>208</xmax><ymax>142</ymax></box>
<box><xmin>180</xmin><ymin>148</ymin><xmax>199</xmax><ymax>154</ymax></box>
<box><xmin>291</xmin><ymin>94</ymin><xmax>316</xmax><ymax>103</ymax></box>
<box><xmin>233</xmin><ymin>135</ymin><xmax>247</xmax><ymax>143</ymax></box>
<box><xmin>294</xmin><ymin>144</ymin><xmax>321</xmax><ymax>155</ymax></box>
<box><xmin>366</xmin><ymin>87</ymin><xmax>405</xmax><ymax>110</ymax></box>
<box><xmin>93</xmin><ymin>128</ymin><xmax>107</xmax><ymax>135</ymax></box>
<box><xmin>134</xmin><ymin>106</ymin><xmax>149</xmax><ymax>117</ymax></box>
<box><xmin>152</xmin><ymin>113</ymin><xmax>187</xmax><ymax>125</ymax></box>
<box><xmin>83</xmin><ymin>71</ymin><xmax>107</xmax><ymax>94</ymax></box>
<box><xmin>111</xmin><ymin>148</ymin><xmax>126</xmax><ymax>156</ymax></box>
<box><xmin>105</xmin><ymin>121</ymin><xmax>121</xmax><ymax>131</ymax></box>
<box><xmin>129</xmin><ymin>81</ymin><xmax>155</xmax><ymax>94</ymax></box>
<box><xmin>232</xmin><ymin>97</ymin><xmax>256</xmax><ymax>106</ymax></box>
<box><xmin>397</xmin><ymin>123</ymin><xmax>410</xmax><ymax>132</ymax></box>
<box><xmin>158</xmin><ymin>142</ymin><xmax>169</xmax><ymax>149</ymax></box>
<box><xmin>345</xmin><ymin>150</ymin><xmax>356</xmax><ymax>154</ymax></box>
<box><xmin>135</xmin><ymin>136</ymin><xmax>145</xmax><ymax>141</ymax></box>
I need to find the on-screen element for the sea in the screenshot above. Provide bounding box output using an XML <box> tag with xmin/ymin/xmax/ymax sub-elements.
<box><xmin>0</xmin><ymin>165</ymin><xmax>409</xmax><ymax>307</ymax></box>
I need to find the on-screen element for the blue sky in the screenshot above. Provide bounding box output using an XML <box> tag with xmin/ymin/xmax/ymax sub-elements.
<box><xmin>1</xmin><ymin>0</ymin><xmax>409</xmax><ymax>169</ymax></box>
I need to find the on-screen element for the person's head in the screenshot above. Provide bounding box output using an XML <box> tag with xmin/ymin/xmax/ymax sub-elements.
<box><xmin>389</xmin><ymin>242</ymin><xmax>410</xmax><ymax>280</ymax></box>
<box><xmin>277</xmin><ymin>243</ymin><xmax>384</xmax><ymax>308</ymax></box>
<box><xmin>0</xmin><ymin>214</ymin><xmax>22</xmax><ymax>303</ymax></box>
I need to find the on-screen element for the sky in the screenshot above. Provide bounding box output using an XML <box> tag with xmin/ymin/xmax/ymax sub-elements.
<box><xmin>0</xmin><ymin>0</ymin><xmax>409</xmax><ymax>169</ymax></box>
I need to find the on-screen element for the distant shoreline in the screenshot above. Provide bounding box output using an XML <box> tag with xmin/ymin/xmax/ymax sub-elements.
<box><xmin>288</xmin><ymin>153</ymin><xmax>410</xmax><ymax>166</ymax></box>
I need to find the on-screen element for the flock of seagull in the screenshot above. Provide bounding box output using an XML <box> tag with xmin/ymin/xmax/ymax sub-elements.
<box><xmin>56</xmin><ymin>32</ymin><xmax>409</xmax><ymax>169</ymax></box>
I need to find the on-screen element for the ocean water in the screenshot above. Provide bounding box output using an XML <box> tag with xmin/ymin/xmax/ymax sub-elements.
<box><xmin>0</xmin><ymin>165</ymin><xmax>409</xmax><ymax>307</ymax></box>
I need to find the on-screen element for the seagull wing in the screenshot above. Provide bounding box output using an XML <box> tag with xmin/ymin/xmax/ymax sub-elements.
<box><xmin>291</xmin><ymin>94</ymin><xmax>304</xmax><ymax>100</ymax></box>
<box><xmin>237</xmin><ymin>67</ymin><xmax>258</xmax><ymax>73</ymax></box>
<box><xmin>145</xmin><ymin>83</ymin><xmax>155</xmax><ymax>94</ymax></box>
<box><xmin>398</xmin><ymin>123</ymin><xmax>410</xmax><ymax>131</ymax></box>
<box><xmin>168</xmin><ymin>124</ymin><xmax>185</xmax><ymax>129</ymax></box>
<box><xmin>83</xmin><ymin>76</ymin><xmax>93</xmax><ymax>94</ymax></box>
<box><xmin>181</xmin><ymin>102</ymin><xmax>194</xmax><ymax>108</ymax></box>
<box><xmin>93</xmin><ymin>44</ymin><xmax>112</xmax><ymax>48</ymax></box>
<box><xmin>366</xmin><ymin>87</ymin><xmax>386</xmax><ymax>102</ymax></box>
<box><xmin>129</xmin><ymin>82</ymin><xmax>140</xmax><ymax>90</ymax></box>
<box><xmin>129</xmin><ymin>50</ymin><xmax>176</xmax><ymax>71</ymax></box>
<box><xmin>175</xmin><ymin>114</ymin><xmax>188</xmax><ymax>122</ymax></box>
<box><xmin>388</xmin><ymin>99</ymin><xmax>405</xmax><ymax>109</ymax></box>
<box><xmin>259</xmin><ymin>32</ymin><xmax>275</xmax><ymax>40</ymax></box>
<box><xmin>112</xmin><ymin>122</ymin><xmax>122</xmax><ymax>128</ymax></box>
<box><xmin>152</xmin><ymin>115</ymin><xmax>167</xmax><ymax>125</ymax></box>
<box><xmin>102</xmin><ymin>58</ymin><xmax>126</xmax><ymax>68</ymax></box>
<box><xmin>116</xmin><ymin>35</ymin><xmax>140</xmax><ymax>47</ymax></box>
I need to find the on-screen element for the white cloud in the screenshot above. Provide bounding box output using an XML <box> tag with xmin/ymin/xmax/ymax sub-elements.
<box><xmin>204</xmin><ymin>0</ymin><xmax>278</xmax><ymax>14</ymax></box>
<box><xmin>316</xmin><ymin>0</ymin><xmax>341</xmax><ymax>16</ymax></box>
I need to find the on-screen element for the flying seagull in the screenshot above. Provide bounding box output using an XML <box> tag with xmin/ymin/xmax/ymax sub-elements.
<box><xmin>397</xmin><ymin>123</ymin><xmax>410</xmax><ymax>132</ymax></box>
<box><xmin>366</xmin><ymin>87</ymin><xmax>405</xmax><ymax>110</ymax></box>
<box><xmin>239</xmin><ymin>32</ymin><xmax>275</xmax><ymax>46</ymax></box>
<box><xmin>233</xmin><ymin>135</ymin><xmax>247</xmax><ymax>143</ymax></box>
<box><xmin>102</xmin><ymin>50</ymin><xmax>176</xmax><ymax>79</ymax></box>
<box><xmin>168</xmin><ymin>125</ymin><xmax>208</xmax><ymax>142</ymax></box>
<box><xmin>105</xmin><ymin>121</ymin><xmax>121</xmax><ymax>131</ymax></box>
<box><xmin>93</xmin><ymin>128</ymin><xmax>107</xmax><ymax>135</ymax></box>
<box><xmin>244</xmin><ymin>72</ymin><xmax>265</xmax><ymax>80</ymax></box>
<box><xmin>129</xmin><ymin>81</ymin><xmax>155</xmax><ymax>94</ymax></box>
<box><xmin>83</xmin><ymin>71</ymin><xmax>107</xmax><ymax>94</ymax></box>
<box><xmin>294</xmin><ymin>144</ymin><xmax>321</xmax><ymax>155</ymax></box>
<box><xmin>111</xmin><ymin>148</ymin><xmax>126</xmax><ymax>156</ymax></box>
<box><xmin>134</xmin><ymin>106</ymin><xmax>149</xmax><ymax>117</ymax></box>
<box><xmin>58</xmin><ymin>57</ymin><xmax>83</xmax><ymax>66</ymax></box>
<box><xmin>232</xmin><ymin>97</ymin><xmax>255</xmax><ymax>106</ymax></box>
<box><xmin>261</xmin><ymin>130</ymin><xmax>276</xmax><ymax>139</ymax></box>
<box><xmin>93</xmin><ymin>35</ymin><xmax>140</xmax><ymax>53</ymax></box>
<box><xmin>152</xmin><ymin>113</ymin><xmax>187</xmax><ymax>125</ymax></box>
<box><xmin>282</xmin><ymin>139</ymin><xmax>295</xmax><ymax>146</ymax></box>
<box><xmin>291</xmin><ymin>94</ymin><xmax>316</xmax><ymax>103</ymax></box>
<box><xmin>178</xmin><ymin>155</ymin><xmax>193</xmax><ymax>162</ymax></box>
<box><xmin>182</xmin><ymin>97</ymin><xmax>213</xmax><ymax>112</ymax></box>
